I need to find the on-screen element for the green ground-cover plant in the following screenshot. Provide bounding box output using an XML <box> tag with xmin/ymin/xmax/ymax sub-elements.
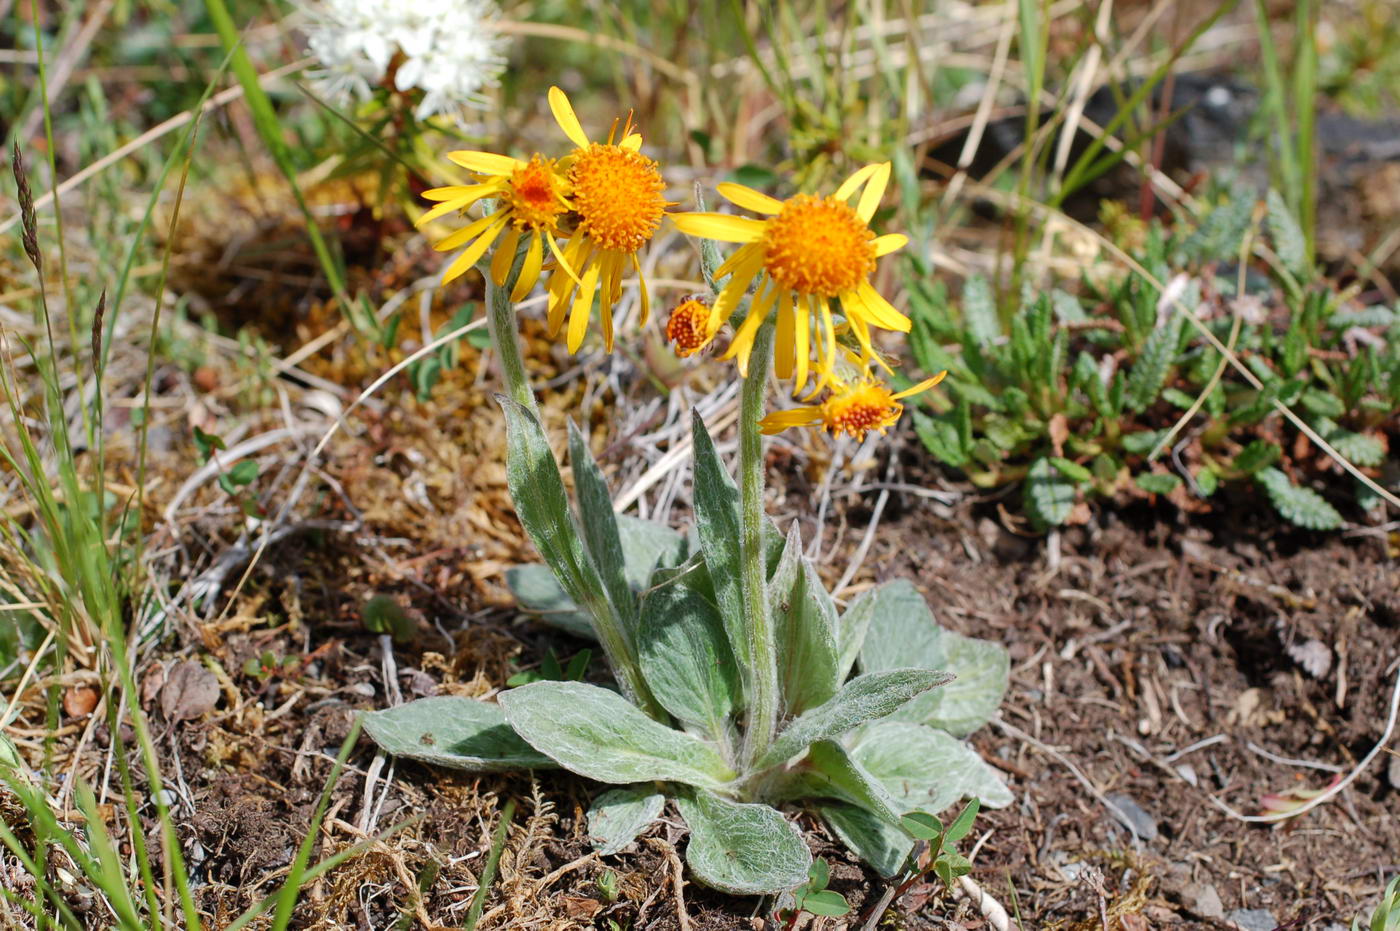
<box><xmin>1354</xmin><ymin>876</ymin><xmax>1400</xmax><ymax>931</ymax></box>
<box><xmin>904</xmin><ymin>188</ymin><xmax>1399</xmax><ymax>530</ymax></box>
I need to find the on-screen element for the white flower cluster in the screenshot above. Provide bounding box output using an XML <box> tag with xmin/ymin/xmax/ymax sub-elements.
<box><xmin>300</xmin><ymin>0</ymin><xmax>507</xmax><ymax>120</ymax></box>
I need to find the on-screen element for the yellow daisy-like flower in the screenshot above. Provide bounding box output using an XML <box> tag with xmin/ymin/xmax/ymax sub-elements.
<box><xmin>419</xmin><ymin>152</ymin><xmax>573</xmax><ymax>301</ymax></box>
<box><xmin>670</xmin><ymin>163</ymin><xmax>910</xmax><ymax>394</ymax></box>
<box><xmin>759</xmin><ymin>370</ymin><xmax>947</xmax><ymax>441</ymax></box>
<box><xmin>665</xmin><ymin>296</ymin><xmax>711</xmax><ymax>358</ymax></box>
<box><xmin>545</xmin><ymin>87</ymin><xmax>669</xmax><ymax>354</ymax></box>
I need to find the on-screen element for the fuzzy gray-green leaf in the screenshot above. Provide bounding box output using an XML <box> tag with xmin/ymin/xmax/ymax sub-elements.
<box><xmin>756</xmin><ymin>669</ymin><xmax>952</xmax><ymax>770</ymax></box>
<box><xmin>818</xmin><ymin>801</ymin><xmax>912</xmax><ymax>878</ymax></box>
<box><xmin>850</xmin><ymin>720</ymin><xmax>1013</xmax><ymax>811</ymax></box>
<box><xmin>1266</xmin><ymin>188</ymin><xmax>1307</xmax><ymax>276</ymax></box>
<box><xmin>637</xmin><ymin>574</ymin><xmax>739</xmax><ymax>739</ymax></box>
<box><xmin>361</xmin><ymin>697</ymin><xmax>556</xmax><ymax>772</ymax></box>
<box><xmin>961</xmin><ymin>275</ymin><xmax>1000</xmax><ymax>349</ymax></box>
<box><xmin>676</xmin><ymin>790</ymin><xmax>811</xmax><ymax>895</ymax></box>
<box><xmin>587</xmin><ymin>786</ymin><xmax>666</xmax><ymax>856</ymax></box>
<box><xmin>1025</xmin><ymin>456</ymin><xmax>1075</xmax><ymax>527</ymax></box>
<box><xmin>568</xmin><ymin>421</ymin><xmax>635</xmax><ymax>628</ymax></box>
<box><xmin>498</xmin><ymin>681</ymin><xmax>735</xmax><ymax>788</ymax></box>
<box><xmin>1125</xmin><ymin>318</ymin><xmax>1180</xmax><ymax>413</ymax></box>
<box><xmin>803</xmin><ymin>740</ymin><xmax>907</xmax><ymax>829</ymax></box>
<box><xmin>769</xmin><ymin>527</ymin><xmax>841</xmax><ymax>715</ymax></box>
<box><xmin>1256</xmin><ymin>467</ymin><xmax>1343</xmax><ymax>530</ymax></box>
<box><xmin>690</xmin><ymin>412</ymin><xmax>747</xmax><ymax>667</ymax></box>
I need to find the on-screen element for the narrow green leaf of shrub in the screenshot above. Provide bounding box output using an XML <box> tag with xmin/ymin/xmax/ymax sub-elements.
<box><xmin>1266</xmin><ymin>188</ymin><xmax>1308</xmax><ymax>276</ymax></box>
<box><xmin>1135</xmin><ymin>473</ymin><xmax>1182</xmax><ymax>495</ymax></box>
<box><xmin>820</xmin><ymin>801</ymin><xmax>913</xmax><ymax>878</ymax></box>
<box><xmin>498</xmin><ymin>681</ymin><xmax>736</xmax><ymax>788</ymax></box>
<box><xmin>675</xmin><ymin>790</ymin><xmax>811</xmax><ymax>895</ymax></box>
<box><xmin>900</xmin><ymin>811</ymin><xmax>943</xmax><ymax>841</ymax></box>
<box><xmin>1121</xmin><ymin>430</ymin><xmax>1166</xmax><ymax>456</ymax></box>
<box><xmin>1256</xmin><ymin>467</ymin><xmax>1343</xmax><ymax>530</ymax></box>
<box><xmin>1195</xmin><ymin>467</ymin><xmax>1219</xmax><ymax>497</ymax></box>
<box><xmin>756</xmin><ymin>669</ymin><xmax>952</xmax><ymax>770</ymax></box>
<box><xmin>361</xmin><ymin>697</ymin><xmax>555</xmax><ymax>771</ymax></box>
<box><xmin>851</xmin><ymin>721</ymin><xmax>1014</xmax><ymax>811</ymax></box>
<box><xmin>587</xmin><ymin>786</ymin><xmax>666</xmax><ymax>856</ymax></box>
<box><xmin>943</xmin><ymin>798</ymin><xmax>981</xmax><ymax>845</ymax></box>
<box><xmin>1126</xmin><ymin>319</ymin><xmax>1180</xmax><ymax>413</ymax></box>
<box><xmin>803</xmin><ymin>740</ymin><xmax>907</xmax><ymax>830</ymax></box>
<box><xmin>690</xmin><ymin>412</ymin><xmax>747</xmax><ymax>667</ymax></box>
<box><xmin>637</xmin><ymin>574</ymin><xmax>739</xmax><ymax>739</ymax></box>
<box><xmin>1025</xmin><ymin>456</ymin><xmax>1075</xmax><ymax>527</ymax></box>
<box><xmin>961</xmin><ymin>276</ymin><xmax>1000</xmax><ymax>348</ymax></box>
<box><xmin>1234</xmin><ymin>439</ymin><xmax>1282</xmax><ymax>475</ymax></box>
<box><xmin>1049</xmin><ymin>457</ymin><xmax>1092</xmax><ymax>484</ymax></box>
<box><xmin>568</xmin><ymin>421</ymin><xmax>634</xmax><ymax>627</ymax></box>
<box><xmin>800</xmin><ymin>889</ymin><xmax>851</xmax><ymax>917</ymax></box>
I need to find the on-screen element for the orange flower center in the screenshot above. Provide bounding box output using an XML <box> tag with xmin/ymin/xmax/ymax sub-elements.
<box><xmin>508</xmin><ymin>155</ymin><xmax>570</xmax><ymax>232</ymax></box>
<box><xmin>819</xmin><ymin>380</ymin><xmax>901</xmax><ymax>440</ymax></box>
<box><xmin>666</xmin><ymin>297</ymin><xmax>711</xmax><ymax>357</ymax></box>
<box><xmin>568</xmin><ymin>143</ymin><xmax>666</xmax><ymax>253</ymax></box>
<box><xmin>762</xmin><ymin>194</ymin><xmax>877</xmax><ymax>297</ymax></box>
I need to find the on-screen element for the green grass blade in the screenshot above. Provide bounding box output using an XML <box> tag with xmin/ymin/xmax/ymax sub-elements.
<box><xmin>464</xmin><ymin>797</ymin><xmax>516</xmax><ymax>931</ymax></box>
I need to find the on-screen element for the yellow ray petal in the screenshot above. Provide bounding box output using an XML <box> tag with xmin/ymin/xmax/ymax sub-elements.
<box><xmin>713</xmin><ymin>242</ymin><xmax>760</xmax><ymax>282</ymax></box>
<box><xmin>834</xmin><ymin>163</ymin><xmax>881</xmax><ymax>201</ymax></box>
<box><xmin>717</xmin><ymin>182</ymin><xmax>784</xmax><ymax>215</ymax></box>
<box><xmin>446</xmin><ymin>150</ymin><xmax>524</xmax><ymax>175</ymax></box>
<box><xmin>721</xmin><ymin>280</ymin><xmax>778</xmax><ymax>374</ymax></box>
<box><xmin>790</xmin><ymin>291</ymin><xmax>809</xmax><ymax>395</ymax></box>
<box><xmin>491</xmin><ymin>227</ymin><xmax>523</xmax><ymax>286</ymax></box>
<box><xmin>567</xmin><ymin>261</ymin><xmax>603</xmax><ymax>353</ymax></box>
<box><xmin>632</xmin><ymin>253</ymin><xmax>651</xmax><ymax>326</ymax></box>
<box><xmin>856</xmin><ymin>161</ymin><xmax>892</xmax><ymax>222</ymax></box>
<box><xmin>418</xmin><ymin>196</ymin><xmax>476</xmax><ymax>226</ymax></box>
<box><xmin>620</xmin><ymin>133</ymin><xmax>643</xmax><ymax>151</ymax></box>
<box><xmin>774</xmin><ymin>290</ymin><xmax>795</xmax><ymax>380</ymax></box>
<box><xmin>708</xmin><ymin>250</ymin><xmax>766</xmax><ymax>332</ymax></box>
<box><xmin>512</xmin><ymin>232</ymin><xmax>546</xmax><ymax>302</ymax></box>
<box><xmin>892</xmin><ymin>370</ymin><xmax>948</xmax><ymax>400</ymax></box>
<box><xmin>873</xmin><ymin>233</ymin><xmax>908</xmax><ymax>257</ymax></box>
<box><xmin>853</xmin><ymin>281</ymin><xmax>912</xmax><ymax>332</ymax></box>
<box><xmin>433</xmin><ymin>209</ymin><xmax>507</xmax><ymax>252</ymax></box>
<box><xmin>758</xmin><ymin>407</ymin><xmax>822</xmax><ymax>435</ymax></box>
<box><xmin>671</xmin><ymin>212</ymin><xmax>766</xmax><ymax>243</ymax></box>
<box><xmin>546</xmin><ymin>232</ymin><xmax>585</xmax><ymax>288</ymax></box>
<box><xmin>548</xmin><ymin>86</ymin><xmax>590</xmax><ymax>149</ymax></box>
<box><xmin>422</xmin><ymin>183</ymin><xmax>498</xmax><ymax>202</ymax></box>
<box><xmin>442</xmin><ymin>216</ymin><xmax>509</xmax><ymax>284</ymax></box>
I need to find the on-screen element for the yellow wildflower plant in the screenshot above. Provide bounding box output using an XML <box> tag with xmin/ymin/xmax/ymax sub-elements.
<box><xmin>671</xmin><ymin>163</ymin><xmax>910</xmax><ymax>393</ymax></box>
<box><xmin>759</xmin><ymin>369</ymin><xmax>946</xmax><ymax>441</ymax></box>
<box><xmin>545</xmin><ymin>87</ymin><xmax>669</xmax><ymax>354</ymax></box>
<box><xmin>419</xmin><ymin>152</ymin><xmax>572</xmax><ymax>301</ymax></box>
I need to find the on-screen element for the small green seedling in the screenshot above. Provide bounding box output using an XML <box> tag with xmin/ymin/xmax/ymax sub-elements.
<box><xmin>242</xmin><ymin>650</ymin><xmax>300</xmax><ymax>681</ymax></box>
<box><xmin>1354</xmin><ymin>876</ymin><xmax>1400</xmax><ymax>931</ymax></box>
<box><xmin>192</xmin><ymin>426</ymin><xmax>264</xmax><ymax>517</ymax></box>
<box><xmin>780</xmin><ymin>859</ymin><xmax>851</xmax><ymax>928</ymax></box>
<box><xmin>902</xmin><ymin>798</ymin><xmax>980</xmax><ymax>888</ymax></box>
<box><xmin>595</xmin><ymin>868</ymin><xmax>620</xmax><ymax>904</ymax></box>
<box><xmin>506</xmin><ymin>648</ymin><xmax>592</xmax><ymax>687</ymax></box>
<box><xmin>362</xmin><ymin>595</ymin><xmax>415</xmax><ymax>645</ymax></box>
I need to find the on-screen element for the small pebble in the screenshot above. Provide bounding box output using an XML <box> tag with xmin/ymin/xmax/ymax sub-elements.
<box><xmin>1226</xmin><ymin>908</ymin><xmax>1278</xmax><ymax>931</ymax></box>
<box><xmin>155</xmin><ymin>789</ymin><xmax>178</xmax><ymax>807</ymax></box>
<box><xmin>1105</xmin><ymin>792</ymin><xmax>1158</xmax><ymax>841</ymax></box>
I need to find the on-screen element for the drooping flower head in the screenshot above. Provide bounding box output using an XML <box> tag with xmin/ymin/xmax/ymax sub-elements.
<box><xmin>301</xmin><ymin>0</ymin><xmax>506</xmax><ymax>120</ymax></box>
<box><xmin>759</xmin><ymin>369</ymin><xmax>947</xmax><ymax>441</ymax></box>
<box><xmin>418</xmin><ymin>152</ymin><xmax>572</xmax><ymax>300</ymax></box>
<box><xmin>671</xmin><ymin>163</ymin><xmax>910</xmax><ymax>394</ymax></box>
<box><xmin>544</xmin><ymin>88</ymin><xmax>669</xmax><ymax>353</ymax></box>
<box><xmin>665</xmin><ymin>296</ymin><xmax>712</xmax><ymax>358</ymax></box>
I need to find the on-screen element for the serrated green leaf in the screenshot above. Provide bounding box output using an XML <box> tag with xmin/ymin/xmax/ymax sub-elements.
<box><xmin>1255</xmin><ymin>467</ymin><xmax>1343</xmax><ymax>530</ymax></box>
<box><xmin>498</xmin><ymin>681</ymin><xmax>735</xmax><ymax>788</ymax></box>
<box><xmin>962</xmin><ymin>276</ymin><xmax>1001</xmax><ymax>349</ymax></box>
<box><xmin>675</xmin><ymin>790</ymin><xmax>811</xmax><ymax>894</ymax></box>
<box><xmin>1266</xmin><ymin>189</ymin><xmax>1307</xmax><ymax>276</ymax></box>
<box><xmin>587</xmin><ymin>786</ymin><xmax>666</xmax><ymax>856</ymax></box>
<box><xmin>361</xmin><ymin>697</ymin><xmax>556</xmax><ymax>772</ymax></box>
<box><xmin>1126</xmin><ymin>319</ymin><xmax>1180</xmax><ymax>412</ymax></box>
<box><xmin>1025</xmin><ymin>456</ymin><xmax>1076</xmax><ymax>527</ymax></box>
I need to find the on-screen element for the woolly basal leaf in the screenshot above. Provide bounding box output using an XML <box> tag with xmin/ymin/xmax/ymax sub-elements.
<box><xmin>637</xmin><ymin>573</ymin><xmax>740</xmax><ymax>740</ymax></box>
<box><xmin>768</xmin><ymin>526</ymin><xmax>841</xmax><ymax>715</ymax></box>
<box><xmin>756</xmin><ymin>669</ymin><xmax>952</xmax><ymax>770</ymax></box>
<box><xmin>498</xmin><ymin>681</ymin><xmax>735</xmax><ymax>788</ymax></box>
<box><xmin>801</xmin><ymin>740</ymin><xmax>907</xmax><ymax>829</ymax></box>
<box><xmin>361</xmin><ymin>697</ymin><xmax>555</xmax><ymax>772</ymax></box>
<box><xmin>690</xmin><ymin>412</ymin><xmax>747</xmax><ymax>668</ymax></box>
<box><xmin>567</xmin><ymin>421</ymin><xmax>635</xmax><ymax>627</ymax></box>
<box><xmin>850</xmin><ymin>720</ymin><xmax>1013</xmax><ymax>812</ymax></box>
<box><xmin>818</xmin><ymin>801</ymin><xmax>912</xmax><ymax>878</ymax></box>
<box><xmin>587</xmin><ymin>786</ymin><xmax>666</xmax><ymax>856</ymax></box>
<box><xmin>676</xmin><ymin>790</ymin><xmax>811</xmax><ymax>895</ymax></box>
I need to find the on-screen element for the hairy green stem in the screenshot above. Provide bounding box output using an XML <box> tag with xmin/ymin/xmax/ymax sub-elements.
<box><xmin>485</xmin><ymin>268</ymin><xmax>540</xmax><ymax>419</ymax></box>
<box><xmin>739</xmin><ymin>321</ymin><xmax>778</xmax><ymax>769</ymax></box>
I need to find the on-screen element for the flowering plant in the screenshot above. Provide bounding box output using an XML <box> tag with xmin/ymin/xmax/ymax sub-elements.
<box><xmin>363</xmin><ymin>89</ymin><xmax>1011</xmax><ymax>896</ymax></box>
